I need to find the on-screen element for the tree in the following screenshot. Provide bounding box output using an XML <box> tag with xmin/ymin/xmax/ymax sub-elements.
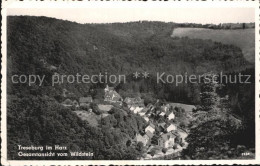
<box><xmin>151</xmin><ymin>134</ymin><xmax>159</xmax><ymax>145</ymax></box>
<box><xmin>200</xmin><ymin>72</ymin><xmax>220</xmax><ymax>112</ymax></box>
<box><xmin>173</xmin><ymin>144</ymin><xmax>178</xmax><ymax>151</ymax></box>
<box><xmin>182</xmin><ymin>114</ymin><xmax>242</xmax><ymax>159</ymax></box>
<box><xmin>182</xmin><ymin>73</ymin><xmax>244</xmax><ymax>159</ymax></box>
<box><xmin>126</xmin><ymin>140</ymin><xmax>132</xmax><ymax>147</ymax></box>
<box><xmin>162</xmin><ymin>148</ymin><xmax>167</xmax><ymax>155</ymax></box>
<box><xmin>150</xmin><ymin>149</ymin><xmax>156</xmax><ymax>158</ymax></box>
<box><xmin>136</xmin><ymin>142</ymin><xmax>144</xmax><ymax>152</ymax></box>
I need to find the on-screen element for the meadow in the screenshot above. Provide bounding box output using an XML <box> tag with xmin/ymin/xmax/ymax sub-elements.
<box><xmin>171</xmin><ymin>28</ymin><xmax>255</xmax><ymax>63</ymax></box>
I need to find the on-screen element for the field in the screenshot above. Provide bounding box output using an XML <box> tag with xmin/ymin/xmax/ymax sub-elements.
<box><xmin>74</xmin><ymin>111</ymin><xmax>100</xmax><ymax>127</ymax></box>
<box><xmin>171</xmin><ymin>28</ymin><xmax>255</xmax><ymax>63</ymax></box>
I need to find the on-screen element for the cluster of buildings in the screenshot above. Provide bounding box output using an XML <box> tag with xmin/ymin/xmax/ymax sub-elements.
<box><xmin>61</xmin><ymin>85</ymin><xmax>189</xmax><ymax>150</ymax></box>
<box><xmin>135</xmin><ymin>120</ymin><xmax>187</xmax><ymax>149</ymax></box>
<box><xmin>61</xmin><ymin>90</ymin><xmax>93</xmax><ymax>108</ymax></box>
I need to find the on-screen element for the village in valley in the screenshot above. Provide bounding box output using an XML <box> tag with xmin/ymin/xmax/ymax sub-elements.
<box><xmin>61</xmin><ymin>85</ymin><xmax>195</xmax><ymax>159</ymax></box>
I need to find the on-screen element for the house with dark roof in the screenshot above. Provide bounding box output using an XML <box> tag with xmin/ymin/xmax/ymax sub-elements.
<box><xmin>124</xmin><ymin>97</ymin><xmax>144</xmax><ymax>108</ymax></box>
<box><xmin>145</xmin><ymin>130</ymin><xmax>154</xmax><ymax>140</ymax></box>
<box><xmin>104</xmin><ymin>85</ymin><xmax>122</xmax><ymax>104</ymax></box>
<box><xmin>158</xmin><ymin>122</ymin><xmax>166</xmax><ymax>131</ymax></box>
<box><xmin>79</xmin><ymin>97</ymin><xmax>93</xmax><ymax>107</ymax></box>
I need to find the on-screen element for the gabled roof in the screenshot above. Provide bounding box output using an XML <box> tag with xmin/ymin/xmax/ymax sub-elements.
<box><xmin>141</xmin><ymin>107</ymin><xmax>149</xmax><ymax>113</ymax></box>
<box><xmin>124</xmin><ymin>97</ymin><xmax>144</xmax><ymax>105</ymax></box>
<box><xmin>79</xmin><ymin>97</ymin><xmax>92</xmax><ymax>103</ymax></box>
<box><xmin>148</xmin><ymin>123</ymin><xmax>155</xmax><ymax>129</ymax></box>
<box><xmin>147</xmin><ymin>103</ymin><xmax>154</xmax><ymax>108</ymax></box>
<box><xmin>145</xmin><ymin>130</ymin><xmax>154</xmax><ymax>139</ymax></box>
<box><xmin>165</xmin><ymin>110</ymin><xmax>173</xmax><ymax>116</ymax></box>
<box><xmin>158</xmin><ymin>122</ymin><xmax>166</xmax><ymax>128</ymax></box>
<box><xmin>104</xmin><ymin>85</ymin><xmax>114</xmax><ymax>91</ymax></box>
<box><xmin>177</xmin><ymin>127</ymin><xmax>188</xmax><ymax>134</ymax></box>
<box><xmin>159</xmin><ymin>132</ymin><xmax>176</xmax><ymax>142</ymax></box>
<box><xmin>104</xmin><ymin>90</ymin><xmax>122</xmax><ymax>101</ymax></box>
<box><xmin>159</xmin><ymin>112</ymin><xmax>166</xmax><ymax>116</ymax></box>
<box><xmin>135</xmin><ymin>134</ymin><xmax>146</xmax><ymax>143</ymax></box>
<box><xmin>144</xmin><ymin>117</ymin><xmax>149</xmax><ymax>122</ymax></box>
<box><xmin>166</xmin><ymin>123</ymin><xmax>176</xmax><ymax>128</ymax></box>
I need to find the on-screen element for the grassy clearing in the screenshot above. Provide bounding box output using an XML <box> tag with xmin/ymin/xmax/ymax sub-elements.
<box><xmin>171</xmin><ymin>28</ymin><xmax>255</xmax><ymax>63</ymax></box>
<box><xmin>74</xmin><ymin>110</ymin><xmax>100</xmax><ymax>127</ymax></box>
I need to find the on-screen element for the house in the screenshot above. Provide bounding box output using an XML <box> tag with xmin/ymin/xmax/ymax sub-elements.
<box><xmin>167</xmin><ymin>112</ymin><xmax>175</xmax><ymax>120</ymax></box>
<box><xmin>166</xmin><ymin>124</ymin><xmax>177</xmax><ymax>132</ymax></box>
<box><xmin>145</xmin><ymin>130</ymin><xmax>154</xmax><ymax>140</ymax></box>
<box><xmin>135</xmin><ymin>134</ymin><xmax>149</xmax><ymax>146</ymax></box>
<box><xmin>158</xmin><ymin>132</ymin><xmax>176</xmax><ymax>148</ymax></box>
<box><xmin>138</xmin><ymin>108</ymin><xmax>149</xmax><ymax>116</ymax></box>
<box><xmin>93</xmin><ymin>45</ymin><xmax>98</xmax><ymax>50</ymax></box>
<box><xmin>124</xmin><ymin>97</ymin><xmax>145</xmax><ymax>108</ymax></box>
<box><xmin>141</xmin><ymin>108</ymin><xmax>149</xmax><ymax>114</ymax></box>
<box><xmin>48</xmin><ymin>65</ymin><xmax>58</xmax><ymax>71</ymax></box>
<box><xmin>138</xmin><ymin>112</ymin><xmax>146</xmax><ymax>117</ymax></box>
<box><xmin>101</xmin><ymin>113</ymin><xmax>110</xmax><ymax>118</ymax></box>
<box><xmin>144</xmin><ymin>117</ymin><xmax>149</xmax><ymax>122</ymax></box>
<box><xmin>158</xmin><ymin>122</ymin><xmax>166</xmax><ymax>131</ymax></box>
<box><xmin>79</xmin><ymin>97</ymin><xmax>93</xmax><ymax>107</ymax></box>
<box><xmin>147</xmin><ymin>103</ymin><xmax>155</xmax><ymax>110</ymax></box>
<box><xmin>145</xmin><ymin>124</ymin><xmax>155</xmax><ymax>134</ymax></box>
<box><xmin>159</xmin><ymin>112</ymin><xmax>165</xmax><ymax>116</ymax></box>
<box><xmin>133</xmin><ymin>107</ymin><xmax>144</xmax><ymax>114</ymax></box>
<box><xmin>177</xmin><ymin>127</ymin><xmax>188</xmax><ymax>143</ymax></box>
<box><xmin>104</xmin><ymin>85</ymin><xmax>122</xmax><ymax>104</ymax></box>
<box><xmin>104</xmin><ymin>85</ymin><xmax>115</xmax><ymax>92</ymax></box>
<box><xmin>161</xmin><ymin>104</ymin><xmax>170</xmax><ymax>112</ymax></box>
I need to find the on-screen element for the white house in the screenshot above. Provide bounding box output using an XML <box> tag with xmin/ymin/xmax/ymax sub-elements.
<box><xmin>159</xmin><ymin>112</ymin><xmax>165</xmax><ymax>116</ymax></box>
<box><xmin>145</xmin><ymin>124</ymin><xmax>155</xmax><ymax>134</ymax></box>
<box><xmin>130</xmin><ymin>106</ymin><xmax>136</xmax><ymax>111</ymax></box>
<box><xmin>168</xmin><ymin>112</ymin><xmax>175</xmax><ymax>120</ymax></box>
<box><xmin>144</xmin><ymin>117</ymin><xmax>149</xmax><ymax>122</ymax></box>
<box><xmin>133</xmin><ymin>107</ymin><xmax>144</xmax><ymax>114</ymax></box>
<box><xmin>166</xmin><ymin>124</ymin><xmax>177</xmax><ymax>132</ymax></box>
<box><xmin>138</xmin><ymin>112</ymin><xmax>146</xmax><ymax>117</ymax></box>
<box><xmin>161</xmin><ymin>104</ymin><xmax>170</xmax><ymax>112</ymax></box>
<box><xmin>135</xmin><ymin>134</ymin><xmax>149</xmax><ymax>146</ymax></box>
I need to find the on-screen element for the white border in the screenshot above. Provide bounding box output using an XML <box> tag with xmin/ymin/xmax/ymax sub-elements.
<box><xmin>1</xmin><ymin>0</ymin><xmax>259</xmax><ymax>165</ymax></box>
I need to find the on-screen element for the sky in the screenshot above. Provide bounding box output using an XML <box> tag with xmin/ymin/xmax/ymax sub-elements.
<box><xmin>7</xmin><ymin>8</ymin><xmax>255</xmax><ymax>24</ymax></box>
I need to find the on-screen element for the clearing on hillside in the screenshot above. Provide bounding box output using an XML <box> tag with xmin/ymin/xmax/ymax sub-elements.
<box><xmin>171</xmin><ymin>28</ymin><xmax>255</xmax><ymax>63</ymax></box>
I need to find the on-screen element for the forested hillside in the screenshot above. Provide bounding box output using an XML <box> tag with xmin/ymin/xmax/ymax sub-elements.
<box><xmin>7</xmin><ymin>16</ymin><xmax>252</xmax><ymax>102</ymax></box>
<box><xmin>7</xmin><ymin>16</ymin><xmax>255</xmax><ymax>160</ymax></box>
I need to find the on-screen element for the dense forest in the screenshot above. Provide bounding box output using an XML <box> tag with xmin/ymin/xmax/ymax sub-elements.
<box><xmin>7</xmin><ymin>16</ymin><xmax>255</xmax><ymax>159</ymax></box>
